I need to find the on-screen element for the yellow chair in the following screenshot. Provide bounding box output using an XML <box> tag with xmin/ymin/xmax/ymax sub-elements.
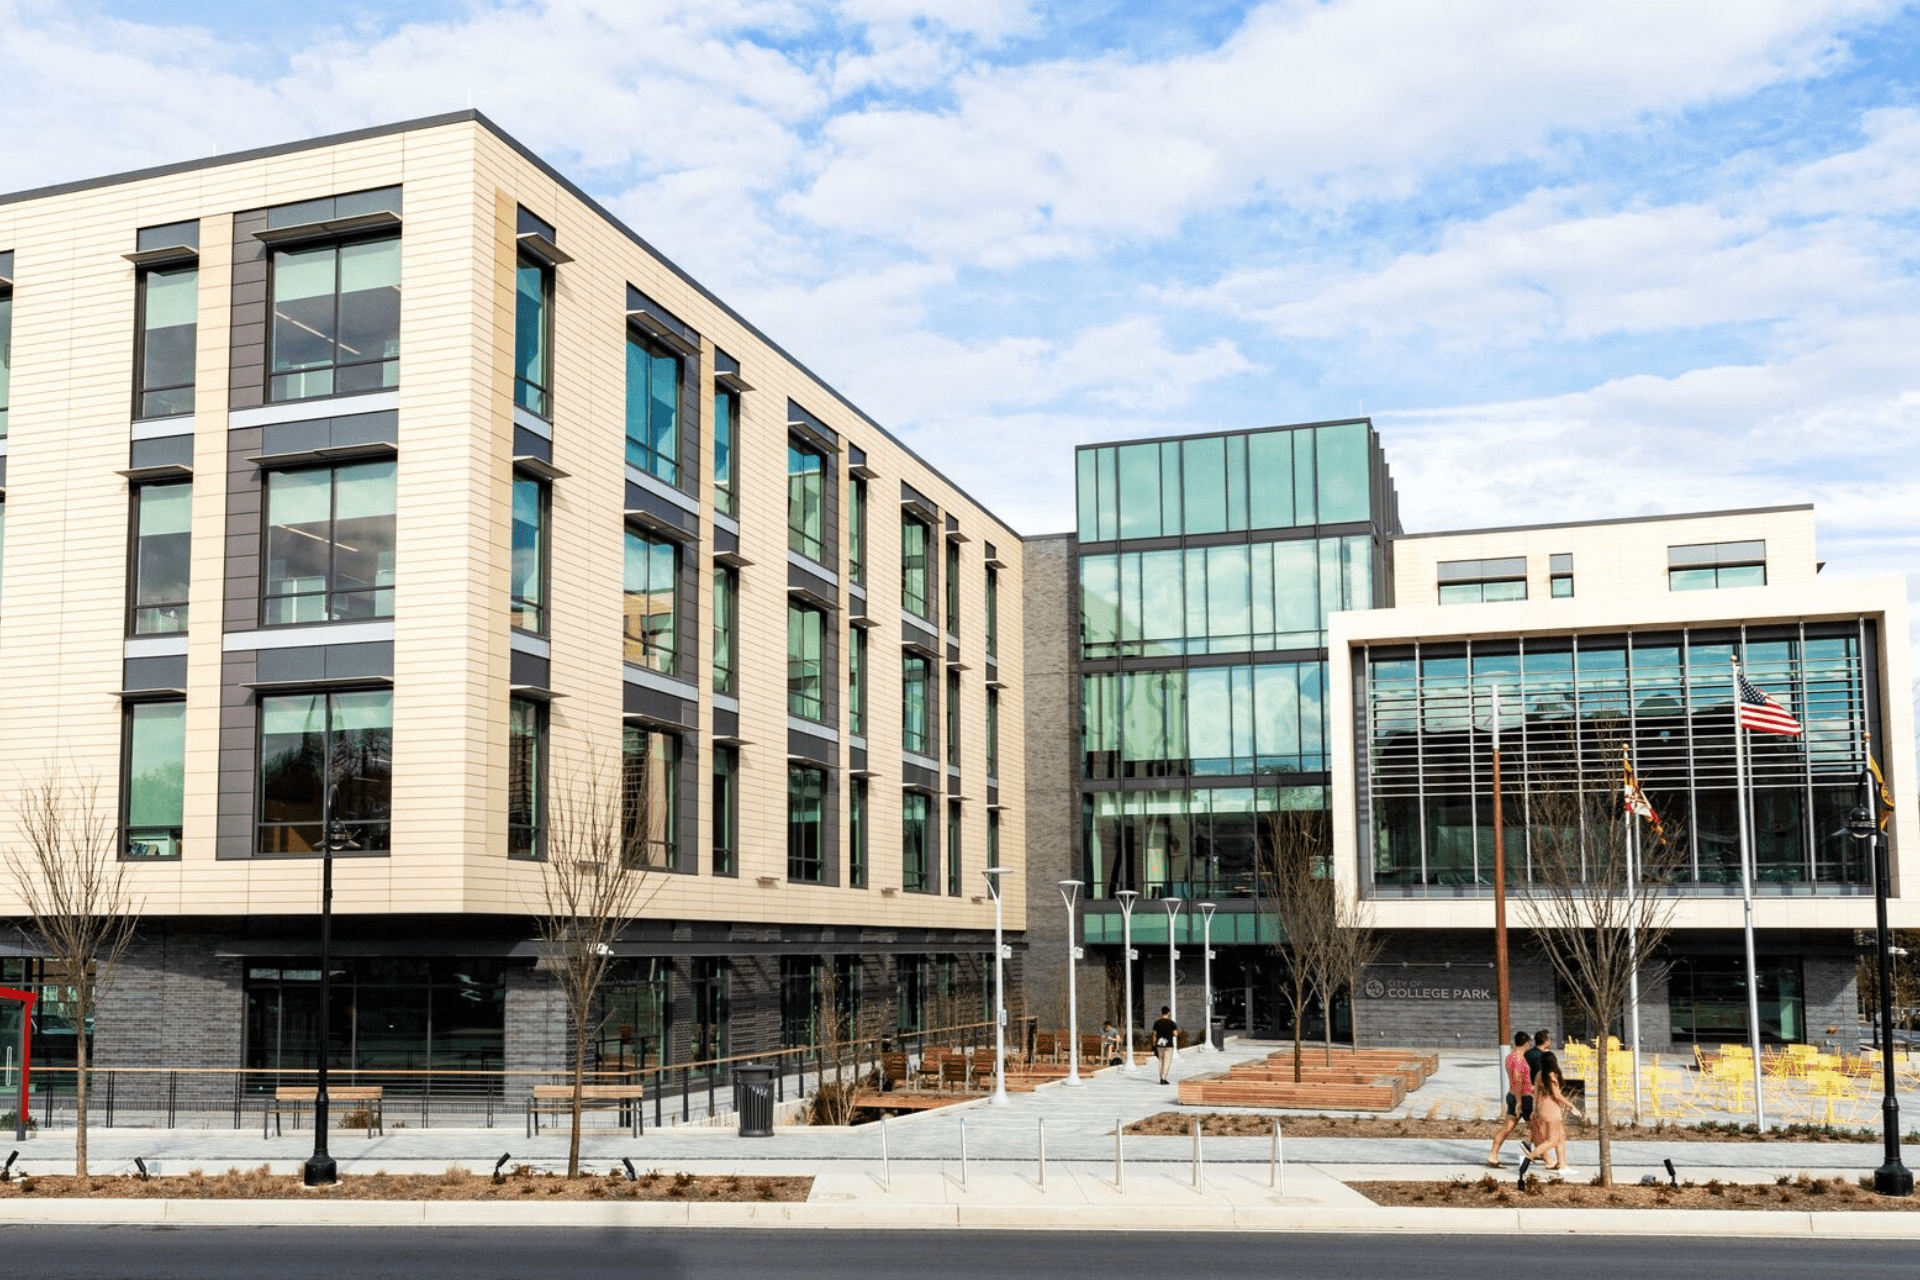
<box><xmin>1805</xmin><ymin>1069</ymin><xmax>1863</xmax><ymax>1126</ymax></box>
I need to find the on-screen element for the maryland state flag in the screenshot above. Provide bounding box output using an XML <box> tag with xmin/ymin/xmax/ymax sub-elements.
<box><xmin>1622</xmin><ymin>747</ymin><xmax>1663</xmax><ymax>837</ymax></box>
<box><xmin>1868</xmin><ymin>734</ymin><xmax>1895</xmax><ymax>832</ymax></box>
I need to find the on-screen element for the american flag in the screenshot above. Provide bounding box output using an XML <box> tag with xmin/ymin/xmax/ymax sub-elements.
<box><xmin>1735</xmin><ymin>672</ymin><xmax>1802</xmax><ymax>735</ymax></box>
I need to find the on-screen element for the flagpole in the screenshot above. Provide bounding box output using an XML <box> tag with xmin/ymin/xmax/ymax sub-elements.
<box><xmin>1624</xmin><ymin>747</ymin><xmax>1643</xmax><ymax>1125</ymax></box>
<box><xmin>1732</xmin><ymin>657</ymin><xmax>1767</xmax><ymax>1130</ymax></box>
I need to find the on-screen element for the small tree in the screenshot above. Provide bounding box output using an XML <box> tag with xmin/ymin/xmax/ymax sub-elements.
<box><xmin>1515</xmin><ymin>758</ymin><xmax>1683</xmax><ymax>1187</ymax></box>
<box><xmin>1261</xmin><ymin>809</ymin><xmax>1338</xmax><ymax>1082</ymax></box>
<box><xmin>2</xmin><ymin>768</ymin><xmax>141</xmax><ymax>1176</ymax></box>
<box><xmin>1324</xmin><ymin>885</ymin><xmax>1385</xmax><ymax>1059</ymax></box>
<box><xmin>529</xmin><ymin>744</ymin><xmax>659</xmax><ymax>1178</ymax></box>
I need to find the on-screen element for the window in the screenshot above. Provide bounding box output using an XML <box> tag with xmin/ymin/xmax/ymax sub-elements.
<box><xmin>902</xmin><ymin>654</ymin><xmax>931</xmax><ymax>755</ymax></box>
<box><xmin>849</xmin><ymin>777</ymin><xmax>868</xmax><ymax>888</ymax></box>
<box><xmin>258</xmin><ymin>689</ymin><xmax>392</xmax><ymax>854</ymax></box>
<box><xmin>788</xmin><ymin>439</ymin><xmax>825</xmax><ymax>561</ymax></box>
<box><xmin>788</xmin><ymin>764</ymin><xmax>825</xmax><ymax>883</ymax></box>
<box><xmin>1669</xmin><ymin>540</ymin><xmax>1766</xmax><ymax>591</ymax></box>
<box><xmin>622</xmin><ymin>726</ymin><xmax>679</xmax><ymax>869</ymax></box>
<box><xmin>945</xmin><ymin>540</ymin><xmax>960</xmax><ymax>634</ymax></box>
<box><xmin>946</xmin><ymin>670</ymin><xmax>961</xmax><ymax>763</ymax></box>
<box><xmin>987</xmin><ymin>809</ymin><xmax>1000</xmax><ymax>870</ymax></box>
<box><xmin>985</xmin><ymin>566</ymin><xmax>998</xmax><ymax>658</ymax></box>
<box><xmin>848</xmin><ymin>625</ymin><xmax>867</xmax><ymax>736</ymax></box>
<box><xmin>262</xmin><ymin>461</ymin><xmax>396</xmax><ymax>624</ymax></box>
<box><xmin>780</xmin><ymin>956</ymin><xmax>821</xmax><ymax>1047</ymax></box>
<box><xmin>947</xmin><ymin>802</ymin><xmax>962</xmax><ymax>896</ymax></box>
<box><xmin>902</xmin><ymin>792</ymin><xmax>931</xmax><ymax>893</ymax></box>
<box><xmin>1436</xmin><ymin>556</ymin><xmax>1528</xmax><ymax>605</ymax></box>
<box><xmin>625</xmin><ymin>332</ymin><xmax>681</xmax><ymax>484</ymax></box>
<box><xmin>623</xmin><ymin>528</ymin><xmax>679</xmax><ymax>675</ymax></box>
<box><xmin>712</xmin><ymin>566</ymin><xmax>737</xmax><ymax>695</ymax></box>
<box><xmin>848</xmin><ymin>477</ymin><xmax>867</xmax><ymax>585</ymax></box>
<box><xmin>124</xmin><ymin>700</ymin><xmax>186</xmax><ymax>858</ymax></box>
<box><xmin>788</xmin><ymin>603</ymin><xmax>826</xmax><ymax>721</ymax></box>
<box><xmin>507</xmin><ymin>697</ymin><xmax>543</xmax><ymax>859</ymax></box>
<box><xmin>514</xmin><ymin>253</ymin><xmax>552</xmax><ymax>416</ymax></box>
<box><xmin>986</xmin><ymin>689</ymin><xmax>1000</xmax><ymax>779</ymax></box>
<box><xmin>1549</xmin><ymin>552</ymin><xmax>1574</xmax><ymax>599</ymax></box>
<box><xmin>130</xmin><ymin>481</ymin><xmax>191</xmax><ymax>635</ymax></box>
<box><xmin>135</xmin><ymin>263</ymin><xmax>196</xmax><ymax>418</ymax></box>
<box><xmin>713</xmin><ymin>387</ymin><xmax>737</xmax><ymax>516</ymax></box>
<box><xmin>901</xmin><ymin>515</ymin><xmax>931</xmax><ymax>619</ymax></box>
<box><xmin>510</xmin><ymin>476</ymin><xmax>547</xmax><ymax>632</ymax></box>
<box><xmin>692</xmin><ymin>958</ymin><xmax>729</xmax><ymax>1069</ymax></box>
<box><xmin>269</xmin><ymin>235</ymin><xmax>400</xmax><ymax>401</ymax></box>
<box><xmin>712</xmin><ymin>747</ymin><xmax>738</xmax><ymax>877</ymax></box>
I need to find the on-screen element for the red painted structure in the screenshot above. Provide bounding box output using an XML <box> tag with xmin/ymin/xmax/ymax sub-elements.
<box><xmin>0</xmin><ymin>985</ymin><xmax>33</xmax><ymax>1126</ymax></box>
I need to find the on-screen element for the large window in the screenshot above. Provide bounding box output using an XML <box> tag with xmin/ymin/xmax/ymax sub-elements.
<box><xmin>625</xmin><ymin>332</ymin><xmax>680</xmax><ymax>484</ymax></box>
<box><xmin>849</xmin><ymin>777</ymin><xmax>868</xmax><ymax>888</ymax></box>
<box><xmin>1437</xmin><ymin>557</ymin><xmax>1527</xmax><ymax>604</ymax></box>
<box><xmin>713</xmin><ymin>388</ymin><xmax>737</xmax><ymax>516</ymax></box>
<box><xmin>902</xmin><ymin>792</ymin><xmax>932</xmax><ymax>893</ymax></box>
<box><xmin>712</xmin><ymin>747</ymin><xmax>738</xmax><ymax>877</ymax></box>
<box><xmin>947</xmin><ymin>802</ymin><xmax>962</xmax><ymax>896</ymax></box>
<box><xmin>849</xmin><ymin>477</ymin><xmax>867</xmax><ymax>585</ymax></box>
<box><xmin>507</xmin><ymin>697</ymin><xmax>543</xmax><ymax>859</ymax></box>
<box><xmin>269</xmin><ymin>236</ymin><xmax>400</xmax><ymax>401</ymax></box>
<box><xmin>902</xmin><ymin>654</ymin><xmax>931</xmax><ymax>755</ymax></box>
<box><xmin>788</xmin><ymin>440</ymin><xmax>825</xmax><ymax>562</ymax></box>
<box><xmin>263</xmin><ymin>461</ymin><xmax>396</xmax><ymax>625</ymax></box>
<box><xmin>780</xmin><ymin>956</ymin><xmax>821</xmax><ymax>1047</ymax></box>
<box><xmin>510</xmin><ymin>476</ymin><xmax>546</xmax><ymax>633</ymax></box>
<box><xmin>713</xmin><ymin>566</ymin><xmax>737</xmax><ymax>695</ymax></box>
<box><xmin>788</xmin><ymin>603</ymin><xmax>826</xmax><ymax>721</ymax></box>
<box><xmin>1668</xmin><ymin>955</ymin><xmax>1804</xmax><ymax>1045</ymax></box>
<box><xmin>622</xmin><ymin>726</ymin><xmax>680</xmax><ymax>870</ymax></box>
<box><xmin>901</xmin><ymin>515</ymin><xmax>931</xmax><ymax>620</ymax></box>
<box><xmin>623</xmin><ymin>528</ymin><xmax>679</xmax><ymax>675</ymax></box>
<box><xmin>135</xmin><ymin>263</ymin><xmax>196</xmax><ymax>418</ymax></box>
<box><xmin>124</xmin><ymin>700</ymin><xmax>186</xmax><ymax>859</ymax></box>
<box><xmin>848</xmin><ymin>626</ymin><xmax>867</xmax><ymax>736</ymax></box>
<box><xmin>692</xmin><ymin>958</ymin><xmax>729</xmax><ymax>1069</ymax></box>
<box><xmin>514</xmin><ymin>253</ymin><xmax>552</xmax><ymax>416</ymax></box>
<box><xmin>1082</xmin><ymin>661</ymin><xmax>1329</xmax><ymax>779</ymax></box>
<box><xmin>788</xmin><ymin>764</ymin><xmax>825</xmax><ymax>883</ymax></box>
<box><xmin>245</xmin><ymin>959</ymin><xmax>504</xmax><ymax>1074</ymax></box>
<box><xmin>258</xmin><ymin>689</ymin><xmax>393</xmax><ymax>855</ymax></box>
<box><xmin>1669</xmin><ymin>540</ymin><xmax>1766</xmax><ymax>591</ymax></box>
<box><xmin>130</xmin><ymin>481</ymin><xmax>191</xmax><ymax>635</ymax></box>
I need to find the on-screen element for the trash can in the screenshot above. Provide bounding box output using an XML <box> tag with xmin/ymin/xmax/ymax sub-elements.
<box><xmin>1209</xmin><ymin>1017</ymin><xmax>1227</xmax><ymax>1051</ymax></box>
<box><xmin>734</xmin><ymin>1063</ymin><xmax>775</xmax><ymax>1137</ymax></box>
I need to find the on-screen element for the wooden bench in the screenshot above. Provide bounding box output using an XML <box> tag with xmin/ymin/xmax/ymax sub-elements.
<box><xmin>525</xmin><ymin>1083</ymin><xmax>645</xmax><ymax>1138</ymax></box>
<box><xmin>264</xmin><ymin>1086</ymin><xmax>383</xmax><ymax>1138</ymax></box>
<box><xmin>1177</xmin><ymin>1072</ymin><xmax>1406</xmax><ymax>1111</ymax></box>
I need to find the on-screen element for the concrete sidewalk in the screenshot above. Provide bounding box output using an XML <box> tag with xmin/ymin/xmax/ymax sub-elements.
<box><xmin>3</xmin><ymin>1041</ymin><xmax>1915</xmax><ymax>1235</ymax></box>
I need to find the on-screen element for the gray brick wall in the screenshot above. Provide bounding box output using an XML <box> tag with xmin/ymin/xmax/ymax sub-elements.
<box><xmin>93</xmin><ymin>923</ymin><xmax>246</xmax><ymax>1108</ymax></box>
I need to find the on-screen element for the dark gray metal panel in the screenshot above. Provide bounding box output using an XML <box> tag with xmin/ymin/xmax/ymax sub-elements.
<box><xmin>512</xmin><ymin>424</ymin><xmax>552</xmax><ymax>463</ymax></box>
<box><xmin>253</xmin><ymin>646</ymin><xmax>324</xmax><ymax>684</ymax></box>
<box><xmin>713</xmin><ymin>347</ymin><xmax>741</xmax><ymax>378</ymax></box>
<box><xmin>326</xmin><ymin>642</ymin><xmax>392</xmax><ymax>679</ymax></box>
<box><xmin>217</xmin><ymin>650</ymin><xmax>259</xmax><ymax>859</ymax></box>
<box><xmin>785</xmin><ymin>400</ymin><xmax>838</xmax><ymax>450</ymax></box>
<box><xmin>677</xmin><ymin>346</ymin><xmax>702</xmax><ymax>511</ymax></box>
<box><xmin>986</xmin><ymin>783</ymin><xmax>999</xmax><ymax>808</ymax></box>
<box><xmin>228</xmin><ymin>211</ymin><xmax>269</xmax><ymax>410</ymax></box>
<box><xmin>713</xmin><ymin>525</ymin><xmax>738</xmax><ymax>556</ymax></box>
<box><xmin>902</xmin><ymin>618</ymin><xmax>939</xmax><ymax>654</ymax></box>
<box><xmin>509</xmin><ymin>648</ymin><xmax>549</xmax><ymax>688</ymax></box>
<box><xmin>946</xmin><ymin>640</ymin><xmax>960</xmax><ymax>664</ymax></box>
<box><xmin>327</xmin><ymin>410</ymin><xmax>399</xmax><ymax>448</ymax></box>
<box><xmin>0</xmin><ymin>456</ymin><xmax>6</xmax><ymax>487</ymax></box>
<box><xmin>623</xmin><ymin>483</ymin><xmax>699</xmax><ymax>538</ymax></box>
<box><xmin>624</xmin><ymin>682</ymin><xmax>697</xmax><ymax>728</ymax></box>
<box><xmin>625</xmin><ymin>284</ymin><xmax>701</xmax><ymax>350</ymax></box>
<box><xmin>675</xmin><ymin>734</ymin><xmax>700</xmax><ymax>875</ymax></box>
<box><xmin>900</xmin><ymin>480</ymin><xmax>939</xmax><ymax>521</ymax></box>
<box><xmin>788</xmin><ymin>730</ymin><xmax>836</xmax><ymax>766</ymax></box>
<box><xmin>848</xmin><ymin>745</ymin><xmax>867</xmax><ymax>774</ymax></box>
<box><xmin>123</xmin><ymin>654</ymin><xmax>188</xmax><ymax>690</ymax></box>
<box><xmin>787</xmin><ymin>560</ymin><xmax>838</xmax><ymax>604</ymax></box>
<box><xmin>903</xmin><ymin>760</ymin><xmax>939</xmax><ymax>791</ymax></box>
<box><xmin>259</xmin><ymin>408</ymin><xmax>397</xmax><ymax>457</ymax></box>
<box><xmin>713</xmin><ymin>706</ymin><xmax>738</xmax><ymax>739</ymax></box>
<box><xmin>129</xmin><ymin>434</ymin><xmax>194</xmax><ymax>470</ymax></box>
<box><xmin>224</xmin><ymin>427</ymin><xmax>264</xmax><ymax>631</ymax></box>
<box><xmin>0</xmin><ymin>250</ymin><xmax>12</xmax><ymax>277</ymax></box>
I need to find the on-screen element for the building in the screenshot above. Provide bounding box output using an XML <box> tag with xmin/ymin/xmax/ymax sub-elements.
<box><xmin>0</xmin><ymin>111</ymin><xmax>1026</xmax><ymax>1085</ymax></box>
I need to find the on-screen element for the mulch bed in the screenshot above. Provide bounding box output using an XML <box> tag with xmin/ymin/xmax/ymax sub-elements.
<box><xmin>1124</xmin><ymin>1112</ymin><xmax>1879</xmax><ymax>1142</ymax></box>
<box><xmin>0</xmin><ymin>1166</ymin><xmax>810</xmax><ymax>1201</ymax></box>
<box><xmin>1360</xmin><ymin>1174</ymin><xmax>1920</xmax><ymax>1211</ymax></box>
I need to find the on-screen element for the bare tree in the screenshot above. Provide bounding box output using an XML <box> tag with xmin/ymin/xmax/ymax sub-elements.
<box><xmin>528</xmin><ymin>743</ymin><xmax>660</xmax><ymax>1178</ymax></box>
<box><xmin>806</xmin><ymin>960</ymin><xmax>869</xmax><ymax>1125</ymax></box>
<box><xmin>1514</xmin><ymin>757</ymin><xmax>1683</xmax><ymax>1186</ymax></box>
<box><xmin>2</xmin><ymin>768</ymin><xmax>141</xmax><ymax>1176</ymax></box>
<box><xmin>1325</xmin><ymin>886</ymin><xmax>1386</xmax><ymax>1060</ymax></box>
<box><xmin>1261</xmin><ymin>809</ymin><xmax>1339</xmax><ymax>1082</ymax></box>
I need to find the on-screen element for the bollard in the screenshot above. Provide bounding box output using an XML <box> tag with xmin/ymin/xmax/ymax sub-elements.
<box><xmin>960</xmin><ymin>1117</ymin><xmax>969</xmax><ymax>1192</ymax></box>
<box><xmin>1271</xmin><ymin>1119</ymin><xmax>1283</xmax><ymax>1192</ymax></box>
<box><xmin>1191</xmin><ymin>1117</ymin><xmax>1202</xmax><ymax>1191</ymax></box>
<box><xmin>1037</xmin><ymin>1117</ymin><xmax>1046</xmax><ymax>1192</ymax></box>
<box><xmin>1115</xmin><ymin>1117</ymin><xmax>1124</xmax><ymax>1191</ymax></box>
<box><xmin>881</xmin><ymin>1117</ymin><xmax>890</xmax><ymax>1188</ymax></box>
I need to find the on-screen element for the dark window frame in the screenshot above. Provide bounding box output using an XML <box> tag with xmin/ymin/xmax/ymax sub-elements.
<box><xmin>513</xmin><ymin>250</ymin><xmax>554</xmax><ymax>418</ymax></box>
<box><xmin>266</xmin><ymin>231</ymin><xmax>401</xmax><ymax>404</ymax></box>
<box><xmin>507</xmin><ymin>696</ymin><xmax>546</xmax><ymax>860</ymax></box>
<box><xmin>122</xmin><ymin>697</ymin><xmax>186</xmax><ymax>860</ymax></box>
<box><xmin>128</xmin><ymin>480</ymin><xmax>192</xmax><ymax>637</ymax></box>
<box><xmin>133</xmin><ymin>261</ymin><xmax>198</xmax><ymax>420</ymax></box>
<box><xmin>259</xmin><ymin>459</ymin><xmax>397</xmax><ymax>627</ymax></box>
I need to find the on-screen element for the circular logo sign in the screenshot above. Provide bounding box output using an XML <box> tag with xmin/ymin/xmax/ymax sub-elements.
<box><xmin>1363</xmin><ymin>979</ymin><xmax>1386</xmax><ymax>1000</ymax></box>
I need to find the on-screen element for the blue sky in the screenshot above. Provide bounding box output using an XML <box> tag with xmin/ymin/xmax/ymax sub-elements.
<box><xmin>4</xmin><ymin>0</ymin><xmax>1917</xmax><ymax>673</ymax></box>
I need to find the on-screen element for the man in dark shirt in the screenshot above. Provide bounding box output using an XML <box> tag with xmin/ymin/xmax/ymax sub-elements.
<box><xmin>1525</xmin><ymin>1030</ymin><xmax>1552</xmax><ymax>1151</ymax></box>
<box><xmin>1151</xmin><ymin>1007</ymin><xmax>1179</xmax><ymax>1084</ymax></box>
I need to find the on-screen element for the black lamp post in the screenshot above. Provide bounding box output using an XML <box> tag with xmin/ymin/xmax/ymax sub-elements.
<box><xmin>303</xmin><ymin>816</ymin><xmax>346</xmax><ymax>1188</ymax></box>
<box><xmin>1848</xmin><ymin>769</ymin><xmax>1912</xmax><ymax>1197</ymax></box>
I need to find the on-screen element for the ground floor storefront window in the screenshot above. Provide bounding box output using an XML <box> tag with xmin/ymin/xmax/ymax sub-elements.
<box><xmin>1668</xmin><ymin>953</ymin><xmax>1804</xmax><ymax>1045</ymax></box>
<box><xmin>244</xmin><ymin>959</ymin><xmax>505</xmax><ymax>1078</ymax></box>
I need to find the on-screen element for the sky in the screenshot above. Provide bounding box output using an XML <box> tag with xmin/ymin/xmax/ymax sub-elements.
<box><xmin>3</xmin><ymin>0</ymin><xmax>1918</xmax><ymax>681</ymax></box>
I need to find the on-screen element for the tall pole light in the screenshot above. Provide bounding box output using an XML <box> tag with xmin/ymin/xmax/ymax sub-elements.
<box><xmin>1488</xmin><ymin>685</ymin><xmax>1510</xmax><ymax>1055</ymax></box>
<box><xmin>1059</xmin><ymin>880</ymin><xmax>1084</xmax><ymax>1085</ymax></box>
<box><xmin>982</xmin><ymin>868</ymin><xmax>1009</xmax><ymax>1106</ymax></box>
<box><xmin>1198</xmin><ymin>902</ymin><xmax>1217</xmax><ymax>1053</ymax></box>
<box><xmin>1116</xmin><ymin>890</ymin><xmax>1139</xmax><ymax>1071</ymax></box>
<box><xmin>1849</xmin><ymin>764</ymin><xmax>1912</xmax><ymax>1196</ymax></box>
<box><xmin>304</xmin><ymin>816</ymin><xmax>346</xmax><ymax>1187</ymax></box>
<box><xmin>1163</xmin><ymin>898</ymin><xmax>1183</xmax><ymax>1061</ymax></box>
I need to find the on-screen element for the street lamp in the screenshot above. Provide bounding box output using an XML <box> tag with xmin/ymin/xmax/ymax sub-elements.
<box><xmin>1059</xmin><ymin>880</ymin><xmax>1084</xmax><ymax>1086</ymax></box>
<box><xmin>304</xmin><ymin>816</ymin><xmax>348</xmax><ymax>1187</ymax></box>
<box><xmin>1198</xmin><ymin>902</ymin><xmax>1217</xmax><ymax>1053</ymax></box>
<box><xmin>1116</xmin><ymin>890</ymin><xmax>1139</xmax><ymax>1071</ymax></box>
<box><xmin>982</xmin><ymin>868</ymin><xmax>1010</xmax><ymax>1106</ymax></box>
<box><xmin>1163</xmin><ymin>898</ymin><xmax>1183</xmax><ymax>1061</ymax></box>
<box><xmin>1848</xmin><ymin>774</ymin><xmax>1912</xmax><ymax>1197</ymax></box>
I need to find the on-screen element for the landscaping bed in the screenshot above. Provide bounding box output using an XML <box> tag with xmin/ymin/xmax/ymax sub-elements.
<box><xmin>1358</xmin><ymin>1173</ymin><xmax>1920</xmax><ymax>1211</ymax></box>
<box><xmin>1124</xmin><ymin>1111</ymin><xmax>1883</xmax><ymax>1142</ymax></box>
<box><xmin>0</xmin><ymin>1166</ymin><xmax>810</xmax><ymax>1201</ymax></box>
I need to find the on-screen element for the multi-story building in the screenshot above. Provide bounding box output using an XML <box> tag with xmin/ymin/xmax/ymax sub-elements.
<box><xmin>0</xmin><ymin>112</ymin><xmax>1025</xmax><ymax>1081</ymax></box>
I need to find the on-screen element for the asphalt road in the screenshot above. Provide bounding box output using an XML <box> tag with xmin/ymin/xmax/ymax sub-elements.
<box><xmin>0</xmin><ymin>1228</ymin><xmax>1914</xmax><ymax>1279</ymax></box>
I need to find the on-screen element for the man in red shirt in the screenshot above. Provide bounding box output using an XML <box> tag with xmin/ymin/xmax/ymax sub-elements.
<box><xmin>1486</xmin><ymin>1031</ymin><xmax>1534</xmax><ymax>1167</ymax></box>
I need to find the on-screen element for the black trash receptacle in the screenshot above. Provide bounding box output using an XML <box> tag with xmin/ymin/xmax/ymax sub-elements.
<box><xmin>1209</xmin><ymin>1017</ymin><xmax>1227</xmax><ymax>1050</ymax></box>
<box><xmin>735</xmin><ymin>1063</ymin><xmax>775</xmax><ymax>1137</ymax></box>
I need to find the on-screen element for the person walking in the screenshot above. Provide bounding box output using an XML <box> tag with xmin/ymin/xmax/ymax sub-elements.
<box><xmin>1524</xmin><ymin>1029</ymin><xmax>1551</xmax><ymax>1153</ymax></box>
<box><xmin>1533</xmin><ymin>1049</ymin><xmax>1578</xmax><ymax>1176</ymax></box>
<box><xmin>1100</xmin><ymin>1019</ymin><xmax>1122</xmax><ymax>1066</ymax></box>
<box><xmin>1486</xmin><ymin>1030</ymin><xmax>1534</xmax><ymax>1168</ymax></box>
<box><xmin>1151</xmin><ymin>1006</ymin><xmax>1179</xmax><ymax>1084</ymax></box>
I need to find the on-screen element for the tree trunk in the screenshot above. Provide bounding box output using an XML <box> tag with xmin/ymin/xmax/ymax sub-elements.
<box><xmin>1321</xmin><ymin>991</ymin><xmax>1333</xmax><ymax>1067</ymax></box>
<box><xmin>74</xmin><ymin>989</ymin><xmax>91</xmax><ymax>1178</ymax></box>
<box><xmin>568</xmin><ymin>1016</ymin><xmax>587</xmax><ymax>1179</ymax></box>
<box><xmin>1289</xmin><ymin>977</ymin><xmax>1305</xmax><ymax>1083</ymax></box>
<box><xmin>1595</xmin><ymin>1036</ymin><xmax>1612</xmax><ymax>1187</ymax></box>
